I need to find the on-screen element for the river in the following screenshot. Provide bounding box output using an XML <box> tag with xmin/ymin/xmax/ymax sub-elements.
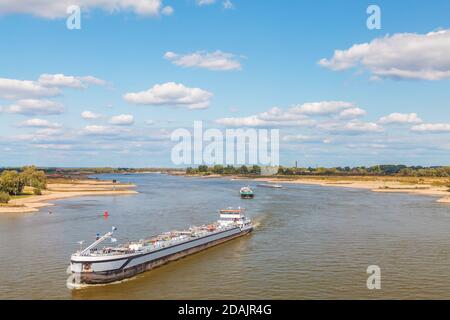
<box><xmin>1</xmin><ymin>174</ymin><xmax>450</xmax><ymax>299</ymax></box>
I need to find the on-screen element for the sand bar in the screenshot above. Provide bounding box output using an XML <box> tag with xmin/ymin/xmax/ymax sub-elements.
<box><xmin>241</xmin><ymin>176</ymin><xmax>450</xmax><ymax>204</ymax></box>
<box><xmin>0</xmin><ymin>179</ymin><xmax>138</xmax><ymax>213</ymax></box>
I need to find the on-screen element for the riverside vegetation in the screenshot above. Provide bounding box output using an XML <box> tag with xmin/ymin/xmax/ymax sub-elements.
<box><xmin>0</xmin><ymin>166</ymin><xmax>46</xmax><ymax>204</ymax></box>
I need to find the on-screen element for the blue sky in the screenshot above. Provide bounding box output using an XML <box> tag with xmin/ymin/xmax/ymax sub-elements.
<box><xmin>1</xmin><ymin>0</ymin><xmax>450</xmax><ymax>167</ymax></box>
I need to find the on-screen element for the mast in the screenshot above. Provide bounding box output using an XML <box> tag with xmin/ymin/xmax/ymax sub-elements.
<box><xmin>79</xmin><ymin>227</ymin><xmax>117</xmax><ymax>256</ymax></box>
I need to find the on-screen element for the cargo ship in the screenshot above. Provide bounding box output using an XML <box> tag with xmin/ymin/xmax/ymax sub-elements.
<box><xmin>257</xmin><ymin>183</ymin><xmax>283</xmax><ymax>189</ymax></box>
<box><xmin>240</xmin><ymin>186</ymin><xmax>254</xmax><ymax>199</ymax></box>
<box><xmin>67</xmin><ymin>208</ymin><xmax>253</xmax><ymax>288</ymax></box>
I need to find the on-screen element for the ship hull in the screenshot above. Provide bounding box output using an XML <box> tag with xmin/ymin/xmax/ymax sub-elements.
<box><xmin>68</xmin><ymin>226</ymin><xmax>252</xmax><ymax>287</ymax></box>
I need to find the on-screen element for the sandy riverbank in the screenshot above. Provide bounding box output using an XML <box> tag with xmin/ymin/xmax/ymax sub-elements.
<box><xmin>0</xmin><ymin>179</ymin><xmax>138</xmax><ymax>213</ymax></box>
<box><xmin>240</xmin><ymin>176</ymin><xmax>450</xmax><ymax>204</ymax></box>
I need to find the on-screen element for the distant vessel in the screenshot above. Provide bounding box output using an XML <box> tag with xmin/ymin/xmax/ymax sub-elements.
<box><xmin>240</xmin><ymin>186</ymin><xmax>254</xmax><ymax>199</ymax></box>
<box><xmin>257</xmin><ymin>184</ymin><xmax>283</xmax><ymax>189</ymax></box>
<box><xmin>67</xmin><ymin>208</ymin><xmax>253</xmax><ymax>288</ymax></box>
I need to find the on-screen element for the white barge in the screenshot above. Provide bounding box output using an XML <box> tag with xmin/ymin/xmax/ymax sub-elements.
<box><xmin>67</xmin><ymin>208</ymin><xmax>253</xmax><ymax>288</ymax></box>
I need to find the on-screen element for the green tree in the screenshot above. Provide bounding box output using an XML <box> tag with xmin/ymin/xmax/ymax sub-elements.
<box><xmin>0</xmin><ymin>170</ymin><xmax>26</xmax><ymax>196</ymax></box>
<box><xmin>0</xmin><ymin>192</ymin><xmax>10</xmax><ymax>204</ymax></box>
<box><xmin>223</xmin><ymin>165</ymin><xmax>237</xmax><ymax>175</ymax></box>
<box><xmin>21</xmin><ymin>166</ymin><xmax>47</xmax><ymax>189</ymax></box>
<box><xmin>239</xmin><ymin>165</ymin><xmax>249</xmax><ymax>174</ymax></box>
<box><xmin>212</xmin><ymin>165</ymin><xmax>224</xmax><ymax>174</ymax></box>
<box><xmin>250</xmin><ymin>165</ymin><xmax>261</xmax><ymax>175</ymax></box>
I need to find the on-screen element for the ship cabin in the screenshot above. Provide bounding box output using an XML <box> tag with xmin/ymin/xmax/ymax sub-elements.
<box><xmin>218</xmin><ymin>208</ymin><xmax>248</xmax><ymax>227</ymax></box>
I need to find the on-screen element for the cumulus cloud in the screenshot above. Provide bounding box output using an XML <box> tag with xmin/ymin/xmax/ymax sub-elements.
<box><xmin>290</xmin><ymin>101</ymin><xmax>355</xmax><ymax>115</ymax></box>
<box><xmin>123</xmin><ymin>82</ymin><xmax>213</xmax><ymax>109</ymax></box>
<box><xmin>378</xmin><ymin>113</ymin><xmax>423</xmax><ymax>124</ymax></box>
<box><xmin>216</xmin><ymin>107</ymin><xmax>315</xmax><ymax>127</ymax></box>
<box><xmin>318</xmin><ymin>120</ymin><xmax>384</xmax><ymax>135</ymax></box>
<box><xmin>161</xmin><ymin>5</ymin><xmax>173</xmax><ymax>15</ymax></box>
<box><xmin>81</xmin><ymin>110</ymin><xmax>103</xmax><ymax>120</ymax></box>
<box><xmin>0</xmin><ymin>77</ymin><xmax>60</xmax><ymax>100</ymax></box>
<box><xmin>339</xmin><ymin>107</ymin><xmax>366</xmax><ymax>119</ymax></box>
<box><xmin>2</xmin><ymin>99</ymin><xmax>64</xmax><ymax>115</ymax></box>
<box><xmin>164</xmin><ymin>51</ymin><xmax>242</xmax><ymax>71</ymax></box>
<box><xmin>0</xmin><ymin>0</ymin><xmax>172</xmax><ymax>19</ymax></box>
<box><xmin>20</xmin><ymin>118</ymin><xmax>62</xmax><ymax>128</ymax></box>
<box><xmin>12</xmin><ymin>128</ymin><xmax>65</xmax><ymax>142</ymax></box>
<box><xmin>0</xmin><ymin>74</ymin><xmax>106</xmax><ymax>101</ymax></box>
<box><xmin>411</xmin><ymin>123</ymin><xmax>450</xmax><ymax>133</ymax></box>
<box><xmin>215</xmin><ymin>102</ymin><xmax>364</xmax><ymax>128</ymax></box>
<box><xmin>282</xmin><ymin>135</ymin><xmax>323</xmax><ymax>143</ymax></box>
<box><xmin>109</xmin><ymin>114</ymin><xmax>135</xmax><ymax>126</ymax></box>
<box><xmin>222</xmin><ymin>0</ymin><xmax>234</xmax><ymax>9</ymax></box>
<box><xmin>83</xmin><ymin>125</ymin><xmax>125</xmax><ymax>136</ymax></box>
<box><xmin>319</xmin><ymin>30</ymin><xmax>450</xmax><ymax>80</ymax></box>
<box><xmin>196</xmin><ymin>0</ymin><xmax>216</xmax><ymax>6</ymax></box>
<box><xmin>38</xmin><ymin>74</ymin><xmax>106</xmax><ymax>88</ymax></box>
<box><xmin>33</xmin><ymin>144</ymin><xmax>73</xmax><ymax>150</ymax></box>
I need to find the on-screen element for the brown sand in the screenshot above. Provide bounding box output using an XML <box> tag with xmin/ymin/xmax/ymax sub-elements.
<box><xmin>247</xmin><ymin>176</ymin><xmax>450</xmax><ymax>204</ymax></box>
<box><xmin>0</xmin><ymin>179</ymin><xmax>138</xmax><ymax>214</ymax></box>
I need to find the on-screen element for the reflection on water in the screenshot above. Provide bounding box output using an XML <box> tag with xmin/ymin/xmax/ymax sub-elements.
<box><xmin>1</xmin><ymin>174</ymin><xmax>450</xmax><ymax>299</ymax></box>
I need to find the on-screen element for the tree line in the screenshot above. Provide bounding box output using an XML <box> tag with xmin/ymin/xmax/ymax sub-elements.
<box><xmin>0</xmin><ymin>166</ymin><xmax>47</xmax><ymax>204</ymax></box>
<box><xmin>186</xmin><ymin>165</ymin><xmax>262</xmax><ymax>175</ymax></box>
<box><xmin>185</xmin><ymin>164</ymin><xmax>450</xmax><ymax>177</ymax></box>
<box><xmin>277</xmin><ymin>165</ymin><xmax>450</xmax><ymax>177</ymax></box>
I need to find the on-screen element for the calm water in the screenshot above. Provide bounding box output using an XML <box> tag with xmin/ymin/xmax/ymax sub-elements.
<box><xmin>1</xmin><ymin>174</ymin><xmax>450</xmax><ymax>299</ymax></box>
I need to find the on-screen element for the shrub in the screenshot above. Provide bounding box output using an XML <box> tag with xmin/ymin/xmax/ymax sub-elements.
<box><xmin>0</xmin><ymin>192</ymin><xmax>11</xmax><ymax>204</ymax></box>
<box><xmin>34</xmin><ymin>188</ymin><xmax>42</xmax><ymax>196</ymax></box>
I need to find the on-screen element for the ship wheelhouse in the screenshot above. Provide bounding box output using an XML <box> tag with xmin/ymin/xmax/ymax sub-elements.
<box><xmin>218</xmin><ymin>208</ymin><xmax>252</xmax><ymax>228</ymax></box>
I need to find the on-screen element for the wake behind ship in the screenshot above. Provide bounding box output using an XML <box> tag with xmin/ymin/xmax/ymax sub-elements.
<box><xmin>67</xmin><ymin>208</ymin><xmax>253</xmax><ymax>288</ymax></box>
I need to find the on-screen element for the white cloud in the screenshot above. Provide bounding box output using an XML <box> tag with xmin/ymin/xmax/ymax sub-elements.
<box><xmin>282</xmin><ymin>135</ymin><xmax>322</xmax><ymax>143</ymax></box>
<box><xmin>38</xmin><ymin>74</ymin><xmax>105</xmax><ymax>88</ymax></box>
<box><xmin>290</xmin><ymin>101</ymin><xmax>355</xmax><ymax>115</ymax></box>
<box><xmin>216</xmin><ymin>107</ymin><xmax>314</xmax><ymax>127</ymax></box>
<box><xmin>2</xmin><ymin>99</ymin><xmax>64</xmax><ymax>115</ymax></box>
<box><xmin>0</xmin><ymin>77</ymin><xmax>60</xmax><ymax>100</ymax></box>
<box><xmin>161</xmin><ymin>5</ymin><xmax>173</xmax><ymax>15</ymax></box>
<box><xmin>83</xmin><ymin>125</ymin><xmax>124</xmax><ymax>136</ymax></box>
<box><xmin>33</xmin><ymin>144</ymin><xmax>73</xmax><ymax>150</ymax></box>
<box><xmin>223</xmin><ymin>0</ymin><xmax>234</xmax><ymax>10</ymax></box>
<box><xmin>20</xmin><ymin>118</ymin><xmax>61</xmax><ymax>128</ymax></box>
<box><xmin>215</xmin><ymin>102</ymin><xmax>364</xmax><ymax>128</ymax></box>
<box><xmin>12</xmin><ymin>128</ymin><xmax>65</xmax><ymax>142</ymax></box>
<box><xmin>81</xmin><ymin>110</ymin><xmax>103</xmax><ymax>120</ymax></box>
<box><xmin>411</xmin><ymin>123</ymin><xmax>450</xmax><ymax>133</ymax></box>
<box><xmin>216</xmin><ymin>115</ymin><xmax>268</xmax><ymax>127</ymax></box>
<box><xmin>164</xmin><ymin>51</ymin><xmax>242</xmax><ymax>71</ymax></box>
<box><xmin>339</xmin><ymin>107</ymin><xmax>366</xmax><ymax>119</ymax></box>
<box><xmin>109</xmin><ymin>114</ymin><xmax>135</xmax><ymax>126</ymax></box>
<box><xmin>378</xmin><ymin>113</ymin><xmax>423</xmax><ymax>124</ymax></box>
<box><xmin>124</xmin><ymin>82</ymin><xmax>213</xmax><ymax>110</ymax></box>
<box><xmin>318</xmin><ymin>120</ymin><xmax>384</xmax><ymax>135</ymax></box>
<box><xmin>196</xmin><ymin>0</ymin><xmax>216</xmax><ymax>6</ymax></box>
<box><xmin>319</xmin><ymin>30</ymin><xmax>450</xmax><ymax>80</ymax></box>
<box><xmin>0</xmin><ymin>74</ymin><xmax>105</xmax><ymax>101</ymax></box>
<box><xmin>0</xmin><ymin>0</ymin><xmax>170</xmax><ymax>19</ymax></box>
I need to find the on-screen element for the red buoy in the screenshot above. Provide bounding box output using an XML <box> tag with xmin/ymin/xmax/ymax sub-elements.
<box><xmin>104</xmin><ymin>211</ymin><xmax>109</xmax><ymax>218</ymax></box>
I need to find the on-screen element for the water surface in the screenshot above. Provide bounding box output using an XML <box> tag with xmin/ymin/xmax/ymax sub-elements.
<box><xmin>1</xmin><ymin>174</ymin><xmax>450</xmax><ymax>299</ymax></box>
